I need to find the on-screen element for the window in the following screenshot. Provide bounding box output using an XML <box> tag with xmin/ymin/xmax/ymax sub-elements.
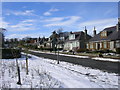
<box><xmin>95</xmin><ymin>43</ymin><xmax>98</xmax><ymax>49</ymax></box>
<box><xmin>101</xmin><ymin>31</ymin><xmax>107</xmax><ymax>37</ymax></box>
<box><xmin>110</xmin><ymin>41</ymin><xmax>114</xmax><ymax>49</ymax></box>
<box><xmin>76</xmin><ymin>42</ymin><xmax>79</xmax><ymax>47</ymax></box>
<box><xmin>72</xmin><ymin>42</ymin><xmax>76</xmax><ymax>47</ymax></box>
<box><xmin>90</xmin><ymin>43</ymin><xmax>93</xmax><ymax>49</ymax></box>
<box><xmin>69</xmin><ymin>34</ymin><xmax>75</xmax><ymax>40</ymax></box>
<box><xmin>60</xmin><ymin>37</ymin><xmax>64</xmax><ymax>40</ymax></box>
<box><xmin>100</xmin><ymin>42</ymin><xmax>102</xmax><ymax>48</ymax></box>
<box><xmin>86</xmin><ymin>44</ymin><xmax>89</xmax><ymax>49</ymax></box>
<box><xmin>104</xmin><ymin>42</ymin><xmax>107</xmax><ymax>48</ymax></box>
<box><xmin>116</xmin><ymin>41</ymin><xmax>120</xmax><ymax>48</ymax></box>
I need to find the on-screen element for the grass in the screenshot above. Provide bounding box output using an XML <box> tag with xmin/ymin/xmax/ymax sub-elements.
<box><xmin>23</xmin><ymin>48</ymin><xmax>120</xmax><ymax>59</ymax></box>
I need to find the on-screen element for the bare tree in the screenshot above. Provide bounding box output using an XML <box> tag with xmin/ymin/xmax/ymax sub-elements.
<box><xmin>56</xmin><ymin>28</ymin><xmax>63</xmax><ymax>34</ymax></box>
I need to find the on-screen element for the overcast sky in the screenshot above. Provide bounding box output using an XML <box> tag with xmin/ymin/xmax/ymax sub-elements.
<box><xmin>1</xmin><ymin>2</ymin><xmax>118</xmax><ymax>39</ymax></box>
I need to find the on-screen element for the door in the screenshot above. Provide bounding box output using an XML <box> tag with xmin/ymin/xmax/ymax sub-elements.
<box><xmin>98</xmin><ymin>43</ymin><xmax>100</xmax><ymax>50</ymax></box>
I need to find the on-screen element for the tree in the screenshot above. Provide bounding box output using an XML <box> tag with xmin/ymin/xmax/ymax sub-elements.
<box><xmin>51</xmin><ymin>31</ymin><xmax>58</xmax><ymax>53</ymax></box>
<box><xmin>0</xmin><ymin>28</ymin><xmax>6</xmax><ymax>48</ymax></box>
<box><xmin>56</xmin><ymin>28</ymin><xmax>63</xmax><ymax>34</ymax></box>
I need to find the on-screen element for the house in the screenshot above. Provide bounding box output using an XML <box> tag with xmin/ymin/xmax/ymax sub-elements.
<box><xmin>37</xmin><ymin>37</ymin><xmax>50</xmax><ymax>49</ymax></box>
<box><xmin>48</xmin><ymin>31</ymin><xmax>70</xmax><ymax>50</ymax></box>
<box><xmin>49</xmin><ymin>31</ymin><xmax>58</xmax><ymax>50</ymax></box>
<box><xmin>57</xmin><ymin>32</ymin><xmax>69</xmax><ymax>49</ymax></box>
<box><xmin>64</xmin><ymin>28</ymin><xmax>92</xmax><ymax>51</ymax></box>
<box><xmin>86</xmin><ymin>18</ymin><xmax>120</xmax><ymax>52</ymax></box>
<box><xmin>0</xmin><ymin>28</ymin><xmax>6</xmax><ymax>48</ymax></box>
<box><xmin>0</xmin><ymin>32</ymin><xmax>3</xmax><ymax>49</ymax></box>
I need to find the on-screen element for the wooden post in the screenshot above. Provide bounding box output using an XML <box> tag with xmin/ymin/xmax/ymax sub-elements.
<box><xmin>17</xmin><ymin>62</ymin><xmax>21</xmax><ymax>85</ymax></box>
<box><xmin>26</xmin><ymin>53</ymin><xmax>28</xmax><ymax>75</ymax></box>
<box><xmin>25</xmin><ymin>48</ymin><xmax>29</xmax><ymax>75</ymax></box>
<box><xmin>12</xmin><ymin>49</ymin><xmax>21</xmax><ymax>85</ymax></box>
<box><xmin>57</xmin><ymin>45</ymin><xmax>59</xmax><ymax>64</ymax></box>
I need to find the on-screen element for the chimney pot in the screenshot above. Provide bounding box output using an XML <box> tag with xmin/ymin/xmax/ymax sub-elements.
<box><xmin>84</xmin><ymin>26</ymin><xmax>87</xmax><ymax>39</ymax></box>
<box><xmin>93</xmin><ymin>26</ymin><xmax>96</xmax><ymax>36</ymax></box>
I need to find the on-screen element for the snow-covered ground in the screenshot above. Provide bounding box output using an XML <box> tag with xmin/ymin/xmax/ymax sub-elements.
<box><xmin>92</xmin><ymin>57</ymin><xmax>120</xmax><ymax>62</ymax></box>
<box><xmin>0</xmin><ymin>53</ymin><xmax>118</xmax><ymax>88</ymax></box>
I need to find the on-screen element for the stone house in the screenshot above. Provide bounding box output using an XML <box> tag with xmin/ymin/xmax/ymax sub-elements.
<box><xmin>57</xmin><ymin>32</ymin><xmax>69</xmax><ymax>49</ymax></box>
<box><xmin>64</xmin><ymin>28</ymin><xmax>92</xmax><ymax>51</ymax></box>
<box><xmin>86</xmin><ymin>18</ymin><xmax>120</xmax><ymax>52</ymax></box>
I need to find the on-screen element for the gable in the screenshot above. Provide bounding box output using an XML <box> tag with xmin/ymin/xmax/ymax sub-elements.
<box><xmin>89</xmin><ymin>26</ymin><xmax>117</xmax><ymax>42</ymax></box>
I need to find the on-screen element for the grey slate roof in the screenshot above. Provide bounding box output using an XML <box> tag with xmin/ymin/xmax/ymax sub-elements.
<box><xmin>65</xmin><ymin>31</ymin><xmax>92</xmax><ymax>42</ymax></box>
<box><xmin>89</xmin><ymin>26</ymin><xmax>120</xmax><ymax>42</ymax></box>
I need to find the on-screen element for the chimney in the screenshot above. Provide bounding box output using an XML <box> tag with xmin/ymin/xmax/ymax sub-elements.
<box><xmin>116</xmin><ymin>24</ymin><xmax>119</xmax><ymax>32</ymax></box>
<box><xmin>84</xmin><ymin>26</ymin><xmax>87</xmax><ymax>39</ymax></box>
<box><xmin>70</xmin><ymin>31</ymin><xmax>72</xmax><ymax>34</ymax></box>
<box><xmin>93</xmin><ymin>26</ymin><xmax>96</xmax><ymax>37</ymax></box>
<box><xmin>116</xmin><ymin>18</ymin><xmax>120</xmax><ymax>32</ymax></box>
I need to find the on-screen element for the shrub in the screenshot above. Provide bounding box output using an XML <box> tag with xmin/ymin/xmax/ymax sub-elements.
<box><xmin>2</xmin><ymin>49</ymin><xmax>21</xmax><ymax>59</ymax></box>
<box><xmin>76</xmin><ymin>48</ymin><xmax>88</xmax><ymax>53</ymax></box>
<box><xmin>116</xmin><ymin>48</ymin><xmax>120</xmax><ymax>54</ymax></box>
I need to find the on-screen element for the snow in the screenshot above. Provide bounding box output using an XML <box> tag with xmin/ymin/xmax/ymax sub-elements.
<box><xmin>0</xmin><ymin>53</ymin><xmax>118</xmax><ymax>88</ymax></box>
<box><xmin>92</xmin><ymin>57</ymin><xmax>120</xmax><ymax>63</ymax></box>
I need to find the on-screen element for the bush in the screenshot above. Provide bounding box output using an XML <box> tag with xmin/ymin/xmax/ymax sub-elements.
<box><xmin>2</xmin><ymin>49</ymin><xmax>21</xmax><ymax>59</ymax></box>
<box><xmin>76</xmin><ymin>49</ymin><xmax>88</xmax><ymax>53</ymax></box>
<box><xmin>98</xmin><ymin>53</ymin><xmax>103</xmax><ymax>57</ymax></box>
<box><xmin>40</xmin><ymin>48</ymin><xmax>53</xmax><ymax>51</ymax></box>
<box><xmin>116</xmin><ymin>48</ymin><xmax>120</xmax><ymax>54</ymax></box>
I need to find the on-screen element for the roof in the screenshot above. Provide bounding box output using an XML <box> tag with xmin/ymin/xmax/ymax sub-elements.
<box><xmin>109</xmin><ymin>30</ymin><xmax>120</xmax><ymax>40</ymax></box>
<box><xmin>58</xmin><ymin>32</ymin><xmax>69</xmax><ymax>37</ymax></box>
<box><xmin>89</xmin><ymin>26</ymin><xmax>120</xmax><ymax>42</ymax></box>
<box><xmin>65</xmin><ymin>31</ymin><xmax>92</xmax><ymax>42</ymax></box>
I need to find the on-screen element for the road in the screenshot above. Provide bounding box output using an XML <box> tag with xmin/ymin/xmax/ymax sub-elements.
<box><xmin>27</xmin><ymin>51</ymin><xmax>119</xmax><ymax>74</ymax></box>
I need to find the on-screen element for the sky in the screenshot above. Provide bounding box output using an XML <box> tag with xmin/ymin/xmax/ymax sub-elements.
<box><xmin>1</xmin><ymin>2</ymin><xmax>118</xmax><ymax>39</ymax></box>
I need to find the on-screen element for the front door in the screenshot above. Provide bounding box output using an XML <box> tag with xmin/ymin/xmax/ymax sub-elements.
<box><xmin>98</xmin><ymin>43</ymin><xmax>100</xmax><ymax>50</ymax></box>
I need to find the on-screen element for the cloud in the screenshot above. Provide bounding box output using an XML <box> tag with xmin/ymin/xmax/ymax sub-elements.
<box><xmin>6</xmin><ymin>10</ymin><xmax>35</xmax><ymax>16</ymax></box>
<box><xmin>5</xmin><ymin>32</ymin><xmax>49</xmax><ymax>39</ymax></box>
<box><xmin>104</xmin><ymin>9</ymin><xmax>113</xmax><ymax>16</ymax></box>
<box><xmin>7</xmin><ymin>19</ymin><xmax>38</xmax><ymax>32</ymax></box>
<box><xmin>42</xmin><ymin>17</ymin><xmax>64</xmax><ymax>22</ymax></box>
<box><xmin>44</xmin><ymin>16</ymin><xmax>81</xmax><ymax>27</ymax></box>
<box><xmin>0</xmin><ymin>17</ymin><xmax>9</xmax><ymax>28</ymax></box>
<box><xmin>43</xmin><ymin>12</ymin><xmax>51</xmax><ymax>16</ymax></box>
<box><xmin>49</xmin><ymin>8</ymin><xmax>59</xmax><ymax>12</ymax></box>
<box><xmin>43</xmin><ymin>8</ymin><xmax>59</xmax><ymax>16</ymax></box>
<box><xmin>5</xmin><ymin>33</ymin><xmax>36</xmax><ymax>39</ymax></box>
<box><xmin>79</xmin><ymin>18</ymin><xmax>117</xmax><ymax>26</ymax></box>
<box><xmin>78</xmin><ymin>18</ymin><xmax>117</xmax><ymax>36</ymax></box>
<box><xmin>21</xmin><ymin>19</ymin><xmax>36</xmax><ymax>23</ymax></box>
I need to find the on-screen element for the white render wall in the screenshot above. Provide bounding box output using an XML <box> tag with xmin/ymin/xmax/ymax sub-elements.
<box><xmin>64</xmin><ymin>41</ymin><xmax>79</xmax><ymax>50</ymax></box>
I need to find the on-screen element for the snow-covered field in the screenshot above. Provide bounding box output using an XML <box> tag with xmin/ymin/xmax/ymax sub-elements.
<box><xmin>0</xmin><ymin>53</ymin><xmax>118</xmax><ymax>88</ymax></box>
<box><xmin>92</xmin><ymin>57</ymin><xmax>120</xmax><ymax>62</ymax></box>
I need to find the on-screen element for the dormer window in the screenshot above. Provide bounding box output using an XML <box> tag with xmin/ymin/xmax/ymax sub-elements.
<box><xmin>69</xmin><ymin>34</ymin><xmax>75</xmax><ymax>40</ymax></box>
<box><xmin>101</xmin><ymin>31</ymin><xmax>107</xmax><ymax>38</ymax></box>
